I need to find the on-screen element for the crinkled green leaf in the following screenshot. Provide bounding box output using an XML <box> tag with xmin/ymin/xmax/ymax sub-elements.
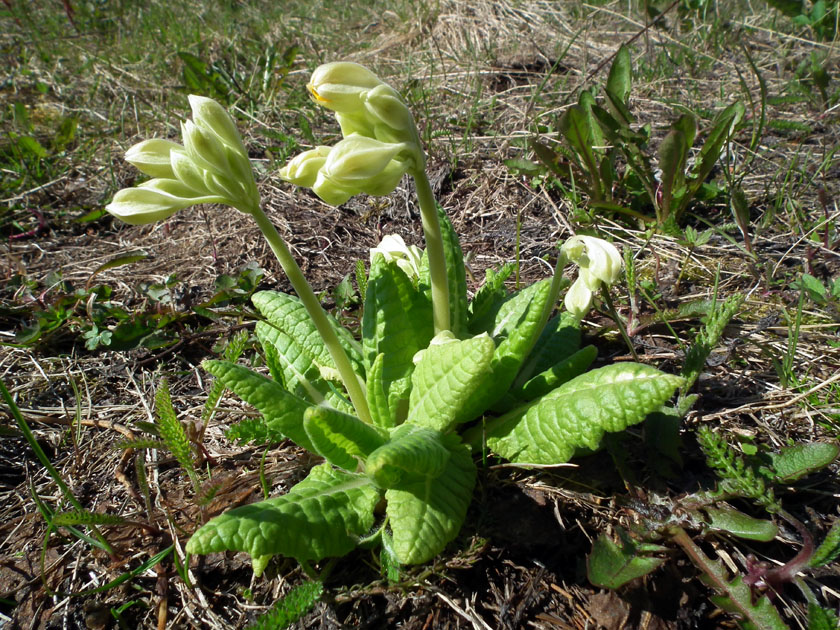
<box><xmin>303</xmin><ymin>405</ymin><xmax>386</xmax><ymax>471</ymax></box>
<box><xmin>253</xmin><ymin>290</ymin><xmax>364</xmax><ymax>380</ymax></box>
<box><xmin>385</xmin><ymin>433</ymin><xmax>476</xmax><ymax>564</ymax></box>
<box><xmin>366</xmin><ymin>352</ymin><xmax>396</xmax><ymax>429</ymax></box>
<box><xmin>366</xmin><ymin>423</ymin><xmax>451</xmax><ymax>489</ymax></box>
<box><xmin>202</xmin><ymin>359</ymin><xmax>315</xmax><ymax>452</ymax></box>
<box><xmin>407</xmin><ymin>334</ymin><xmax>495</xmax><ymax>431</ymax></box>
<box><xmin>257</xmin><ymin>322</ymin><xmax>354</xmax><ymax>414</ymax></box>
<box><xmin>362</xmin><ymin>257</ymin><xmax>433</xmax><ymax>426</ymax></box>
<box><xmin>438</xmin><ymin>206</ymin><xmax>469</xmax><ymax>337</ymax></box>
<box><xmin>587</xmin><ymin>532</ymin><xmax>665</xmax><ymax>589</ymax></box>
<box><xmin>765</xmin><ymin>442</ymin><xmax>839</xmax><ymax>483</ymax></box>
<box><xmin>186</xmin><ymin>463</ymin><xmax>379</xmax><ymax>568</ymax></box>
<box><xmin>458</xmin><ymin>280</ymin><xmax>553</xmax><ymax>423</ymax></box>
<box><xmin>516</xmin><ymin>344</ymin><xmax>597</xmax><ymax>400</ymax></box>
<box><xmin>468</xmin><ymin>263</ymin><xmax>515</xmax><ymax>334</ymax></box>
<box><xmin>516</xmin><ymin>311</ymin><xmax>582</xmax><ymax>385</ymax></box>
<box><xmin>487</xmin><ymin>363</ymin><xmax>683</xmax><ymax>464</ymax></box>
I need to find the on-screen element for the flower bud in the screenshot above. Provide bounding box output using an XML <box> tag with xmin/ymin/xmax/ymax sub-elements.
<box><xmin>363</xmin><ymin>84</ymin><xmax>417</xmax><ymax>139</ymax></box>
<box><xmin>188</xmin><ymin>94</ymin><xmax>247</xmax><ymax>158</ymax></box>
<box><xmin>307</xmin><ymin>62</ymin><xmax>383</xmax><ymax>114</ymax></box>
<box><xmin>105</xmin><ymin>182</ymin><xmax>210</xmax><ymax>225</ymax></box>
<box><xmin>307</xmin><ymin>135</ymin><xmax>410</xmax><ymax>205</ymax></box>
<box><xmin>310</xmin><ymin>173</ymin><xmax>358</xmax><ymax>206</ymax></box>
<box><xmin>279</xmin><ymin>146</ymin><xmax>332</xmax><ymax>188</ymax></box>
<box><xmin>561</xmin><ymin>235</ymin><xmax>622</xmax><ymax>289</ymax></box>
<box><xmin>181</xmin><ymin>119</ymin><xmax>229</xmax><ymax>177</ymax></box>
<box><xmin>370</xmin><ymin>234</ymin><xmax>423</xmax><ymax>280</ymax></box>
<box><xmin>125</xmin><ymin>139</ymin><xmax>181</xmax><ymax>179</ymax></box>
<box><xmin>170</xmin><ymin>148</ymin><xmax>208</xmax><ymax>194</ymax></box>
<box><xmin>564</xmin><ymin>277</ymin><xmax>594</xmax><ymax>320</ymax></box>
<box><xmin>358</xmin><ymin>157</ymin><xmax>408</xmax><ymax>196</ymax></box>
<box><xmin>322</xmin><ymin>135</ymin><xmax>406</xmax><ymax>186</ymax></box>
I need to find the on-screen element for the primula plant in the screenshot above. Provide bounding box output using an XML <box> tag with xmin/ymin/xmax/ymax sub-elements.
<box><xmin>106</xmin><ymin>62</ymin><xmax>683</xmax><ymax>573</ymax></box>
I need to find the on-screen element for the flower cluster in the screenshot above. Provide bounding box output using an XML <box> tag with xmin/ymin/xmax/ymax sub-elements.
<box><xmin>561</xmin><ymin>235</ymin><xmax>623</xmax><ymax>320</ymax></box>
<box><xmin>106</xmin><ymin>96</ymin><xmax>259</xmax><ymax>224</ymax></box>
<box><xmin>279</xmin><ymin>62</ymin><xmax>423</xmax><ymax>206</ymax></box>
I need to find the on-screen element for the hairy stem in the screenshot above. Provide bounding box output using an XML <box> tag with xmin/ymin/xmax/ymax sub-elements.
<box><xmin>412</xmin><ymin>169</ymin><xmax>451</xmax><ymax>334</ymax></box>
<box><xmin>249</xmin><ymin>205</ymin><xmax>372</xmax><ymax>425</ymax></box>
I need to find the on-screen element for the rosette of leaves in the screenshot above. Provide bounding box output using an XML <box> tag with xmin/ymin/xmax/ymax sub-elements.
<box><xmin>186</xmin><ymin>210</ymin><xmax>682</xmax><ymax>572</ymax></box>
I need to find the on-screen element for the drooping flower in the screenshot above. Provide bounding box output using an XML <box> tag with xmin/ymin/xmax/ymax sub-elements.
<box><xmin>106</xmin><ymin>96</ymin><xmax>258</xmax><ymax>225</ymax></box>
<box><xmin>370</xmin><ymin>234</ymin><xmax>423</xmax><ymax>281</ymax></box>
<box><xmin>561</xmin><ymin>235</ymin><xmax>623</xmax><ymax>319</ymax></box>
<box><xmin>282</xmin><ymin>135</ymin><xmax>413</xmax><ymax>206</ymax></box>
<box><xmin>280</xmin><ymin>62</ymin><xmax>424</xmax><ymax>206</ymax></box>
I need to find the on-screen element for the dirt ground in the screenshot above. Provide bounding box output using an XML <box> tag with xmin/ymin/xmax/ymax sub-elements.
<box><xmin>2</xmin><ymin>1</ymin><xmax>840</xmax><ymax>628</ymax></box>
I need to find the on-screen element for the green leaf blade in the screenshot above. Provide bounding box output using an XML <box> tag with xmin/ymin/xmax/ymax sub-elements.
<box><xmin>587</xmin><ymin>533</ymin><xmax>665</xmax><ymax>589</ymax></box>
<box><xmin>202</xmin><ymin>359</ymin><xmax>315</xmax><ymax>452</ymax></box>
<box><xmin>385</xmin><ymin>434</ymin><xmax>476</xmax><ymax>565</ymax></box>
<box><xmin>362</xmin><ymin>257</ymin><xmax>434</xmax><ymax>426</ymax></box>
<box><xmin>488</xmin><ymin>363</ymin><xmax>683</xmax><ymax>465</ymax></box>
<box><xmin>253</xmin><ymin>290</ymin><xmax>364</xmax><ymax>380</ymax></box>
<box><xmin>407</xmin><ymin>334</ymin><xmax>496</xmax><ymax>431</ymax></box>
<box><xmin>186</xmin><ymin>464</ymin><xmax>379</xmax><ymax>567</ymax></box>
<box><xmin>303</xmin><ymin>405</ymin><xmax>386</xmax><ymax>471</ymax></box>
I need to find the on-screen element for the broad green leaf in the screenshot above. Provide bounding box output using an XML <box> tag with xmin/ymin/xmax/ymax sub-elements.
<box><xmin>658</xmin><ymin>128</ymin><xmax>688</xmax><ymax>221</ymax></box>
<box><xmin>253</xmin><ymin>291</ymin><xmax>364</xmax><ymax>379</ymax></box>
<box><xmin>385</xmin><ymin>433</ymin><xmax>476</xmax><ymax>564</ymax></box>
<box><xmin>587</xmin><ymin>532</ymin><xmax>665</xmax><ymax>588</ymax></box>
<box><xmin>407</xmin><ymin>334</ymin><xmax>495</xmax><ymax>431</ymax></box>
<box><xmin>516</xmin><ymin>344</ymin><xmax>597</xmax><ymax>400</ymax></box>
<box><xmin>186</xmin><ymin>463</ymin><xmax>379</xmax><ymax>567</ymax></box>
<box><xmin>682</xmin><ymin>102</ymin><xmax>744</xmax><ymax>214</ymax></box>
<box><xmin>606</xmin><ymin>45</ymin><xmax>632</xmax><ymax>107</ymax></box>
<box><xmin>516</xmin><ymin>312</ymin><xmax>581</xmax><ymax>385</ymax></box>
<box><xmin>203</xmin><ymin>359</ymin><xmax>315</xmax><ymax>452</ymax></box>
<box><xmin>366</xmin><ymin>423</ymin><xmax>451</xmax><ymax>489</ymax></box>
<box><xmin>672</xmin><ymin>113</ymin><xmax>697</xmax><ymax>151</ymax></box>
<box><xmin>559</xmin><ymin>105</ymin><xmax>602</xmax><ymax>198</ymax></box>
<box><xmin>487</xmin><ymin>363</ymin><xmax>683</xmax><ymax>464</ymax></box>
<box><xmin>578</xmin><ymin>90</ymin><xmax>605</xmax><ymax>151</ymax></box>
<box><xmin>766</xmin><ymin>442</ymin><xmax>839</xmax><ymax>483</ymax></box>
<box><xmin>700</xmin><ymin>506</ymin><xmax>778</xmax><ymax>542</ymax></box>
<box><xmin>468</xmin><ymin>263</ymin><xmax>515</xmax><ymax>334</ymax></box>
<box><xmin>362</xmin><ymin>257</ymin><xmax>433</xmax><ymax>426</ymax></box>
<box><xmin>303</xmin><ymin>405</ymin><xmax>386</xmax><ymax>471</ymax></box>
<box><xmin>366</xmin><ymin>352</ymin><xmax>396</xmax><ymax>429</ymax></box>
<box><xmin>257</xmin><ymin>322</ymin><xmax>353</xmax><ymax>414</ymax></box>
<box><xmin>458</xmin><ymin>280</ymin><xmax>553</xmax><ymax>423</ymax></box>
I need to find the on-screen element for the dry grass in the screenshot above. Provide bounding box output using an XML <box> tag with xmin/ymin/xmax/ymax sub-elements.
<box><xmin>1</xmin><ymin>0</ymin><xmax>839</xmax><ymax>628</ymax></box>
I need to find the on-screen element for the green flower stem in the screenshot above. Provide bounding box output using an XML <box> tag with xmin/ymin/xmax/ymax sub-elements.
<box><xmin>249</xmin><ymin>205</ymin><xmax>372</xmax><ymax>426</ymax></box>
<box><xmin>412</xmin><ymin>169</ymin><xmax>450</xmax><ymax>334</ymax></box>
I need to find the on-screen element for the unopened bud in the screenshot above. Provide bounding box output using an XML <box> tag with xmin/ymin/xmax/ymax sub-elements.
<box><xmin>307</xmin><ymin>62</ymin><xmax>383</xmax><ymax>113</ymax></box>
<box><xmin>124</xmin><ymin>139</ymin><xmax>181</xmax><ymax>179</ymax></box>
